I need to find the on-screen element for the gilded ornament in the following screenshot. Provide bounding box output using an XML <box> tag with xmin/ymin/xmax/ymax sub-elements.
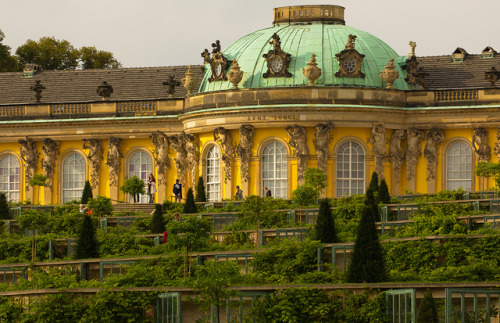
<box><xmin>227</xmin><ymin>59</ymin><xmax>244</xmax><ymax>89</ymax></box>
<box><xmin>380</xmin><ymin>59</ymin><xmax>400</xmax><ymax>89</ymax></box>
<box><xmin>302</xmin><ymin>54</ymin><xmax>322</xmax><ymax>86</ymax></box>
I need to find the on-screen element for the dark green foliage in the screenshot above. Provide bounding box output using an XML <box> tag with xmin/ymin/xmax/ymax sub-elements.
<box><xmin>75</xmin><ymin>214</ymin><xmax>99</xmax><ymax>259</ymax></box>
<box><xmin>195</xmin><ymin>176</ymin><xmax>207</xmax><ymax>202</ymax></box>
<box><xmin>81</xmin><ymin>180</ymin><xmax>93</xmax><ymax>204</ymax></box>
<box><xmin>365</xmin><ymin>187</ymin><xmax>380</xmax><ymax>221</ymax></box>
<box><xmin>150</xmin><ymin>204</ymin><xmax>165</xmax><ymax>234</ymax></box>
<box><xmin>0</xmin><ymin>193</ymin><xmax>9</xmax><ymax>219</ymax></box>
<box><xmin>0</xmin><ymin>30</ymin><xmax>18</xmax><ymax>72</ymax></box>
<box><xmin>417</xmin><ymin>289</ymin><xmax>438</xmax><ymax>323</ymax></box>
<box><xmin>183</xmin><ymin>188</ymin><xmax>197</xmax><ymax>214</ymax></box>
<box><xmin>87</xmin><ymin>196</ymin><xmax>113</xmax><ymax>216</ymax></box>
<box><xmin>378</xmin><ymin>178</ymin><xmax>390</xmax><ymax>204</ymax></box>
<box><xmin>369</xmin><ymin>171</ymin><xmax>379</xmax><ymax>193</ymax></box>
<box><xmin>315</xmin><ymin>198</ymin><xmax>336</xmax><ymax>243</ymax></box>
<box><xmin>346</xmin><ymin>205</ymin><xmax>387</xmax><ymax>283</ymax></box>
<box><xmin>120</xmin><ymin>176</ymin><xmax>146</xmax><ymax>197</ymax></box>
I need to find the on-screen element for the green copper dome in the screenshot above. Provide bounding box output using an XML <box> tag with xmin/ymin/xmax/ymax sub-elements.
<box><xmin>198</xmin><ymin>6</ymin><xmax>410</xmax><ymax>93</ymax></box>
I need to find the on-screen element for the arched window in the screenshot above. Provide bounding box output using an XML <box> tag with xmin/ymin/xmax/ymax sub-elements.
<box><xmin>0</xmin><ymin>154</ymin><xmax>20</xmax><ymax>202</ymax></box>
<box><xmin>206</xmin><ymin>145</ymin><xmax>221</xmax><ymax>202</ymax></box>
<box><xmin>336</xmin><ymin>141</ymin><xmax>365</xmax><ymax>197</ymax></box>
<box><xmin>261</xmin><ymin>141</ymin><xmax>287</xmax><ymax>198</ymax></box>
<box><xmin>446</xmin><ymin>141</ymin><xmax>472</xmax><ymax>191</ymax></box>
<box><xmin>62</xmin><ymin>153</ymin><xmax>86</xmax><ymax>203</ymax></box>
<box><xmin>128</xmin><ymin>150</ymin><xmax>152</xmax><ymax>203</ymax></box>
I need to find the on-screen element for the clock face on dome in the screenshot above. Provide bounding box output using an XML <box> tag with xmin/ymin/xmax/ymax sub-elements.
<box><xmin>343</xmin><ymin>57</ymin><xmax>356</xmax><ymax>73</ymax></box>
<box><xmin>271</xmin><ymin>56</ymin><xmax>284</xmax><ymax>73</ymax></box>
<box><xmin>215</xmin><ymin>62</ymin><xmax>223</xmax><ymax>77</ymax></box>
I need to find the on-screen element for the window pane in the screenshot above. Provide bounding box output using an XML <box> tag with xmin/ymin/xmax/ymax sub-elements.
<box><xmin>261</xmin><ymin>141</ymin><xmax>287</xmax><ymax>198</ymax></box>
<box><xmin>128</xmin><ymin>150</ymin><xmax>153</xmax><ymax>203</ymax></box>
<box><xmin>62</xmin><ymin>153</ymin><xmax>86</xmax><ymax>203</ymax></box>
<box><xmin>336</xmin><ymin>141</ymin><xmax>365</xmax><ymax>197</ymax></box>
<box><xmin>446</xmin><ymin>141</ymin><xmax>472</xmax><ymax>191</ymax></box>
<box><xmin>206</xmin><ymin>146</ymin><xmax>221</xmax><ymax>202</ymax></box>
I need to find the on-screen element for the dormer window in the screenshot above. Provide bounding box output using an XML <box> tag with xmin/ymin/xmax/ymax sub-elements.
<box><xmin>452</xmin><ymin>47</ymin><xmax>468</xmax><ymax>62</ymax></box>
<box><xmin>481</xmin><ymin>46</ymin><xmax>497</xmax><ymax>59</ymax></box>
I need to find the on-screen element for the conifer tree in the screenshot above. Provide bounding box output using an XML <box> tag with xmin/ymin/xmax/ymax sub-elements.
<box><xmin>183</xmin><ymin>188</ymin><xmax>197</xmax><ymax>214</ymax></box>
<box><xmin>195</xmin><ymin>176</ymin><xmax>207</xmax><ymax>202</ymax></box>
<box><xmin>315</xmin><ymin>198</ymin><xmax>337</xmax><ymax>243</ymax></box>
<box><xmin>81</xmin><ymin>180</ymin><xmax>93</xmax><ymax>204</ymax></box>
<box><xmin>366</xmin><ymin>186</ymin><xmax>380</xmax><ymax>222</ymax></box>
<box><xmin>75</xmin><ymin>214</ymin><xmax>99</xmax><ymax>259</ymax></box>
<box><xmin>0</xmin><ymin>192</ymin><xmax>9</xmax><ymax>219</ymax></box>
<box><xmin>151</xmin><ymin>204</ymin><xmax>165</xmax><ymax>234</ymax></box>
<box><xmin>417</xmin><ymin>289</ymin><xmax>438</xmax><ymax>323</ymax></box>
<box><xmin>346</xmin><ymin>204</ymin><xmax>387</xmax><ymax>283</ymax></box>
<box><xmin>378</xmin><ymin>178</ymin><xmax>391</xmax><ymax>205</ymax></box>
<box><xmin>368</xmin><ymin>171</ymin><xmax>379</xmax><ymax>193</ymax></box>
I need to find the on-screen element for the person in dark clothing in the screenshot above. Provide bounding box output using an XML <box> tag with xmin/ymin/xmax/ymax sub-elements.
<box><xmin>264</xmin><ymin>187</ymin><xmax>272</xmax><ymax>197</ymax></box>
<box><xmin>173</xmin><ymin>179</ymin><xmax>182</xmax><ymax>203</ymax></box>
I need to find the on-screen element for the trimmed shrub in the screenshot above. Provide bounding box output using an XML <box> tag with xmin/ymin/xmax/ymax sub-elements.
<box><xmin>195</xmin><ymin>176</ymin><xmax>207</xmax><ymax>202</ymax></box>
<box><xmin>417</xmin><ymin>289</ymin><xmax>438</xmax><ymax>323</ymax></box>
<box><xmin>0</xmin><ymin>192</ymin><xmax>9</xmax><ymax>219</ymax></box>
<box><xmin>315</xmin><ymin>199</ymin><xmax>336</xmax><ymax>243</ymax></box>
<box><xmin>368</xmin><ymin>171</ymin><xmax>379</xmax><ymax>194</ymax></box>
<box><xmin>151</xmin><ymin>204</ymin><xmax>165</xmax><ymax>233</ymax></box>
<box><xmin>378</xmin><ymin>178</ymin><xmax>390</xmax><ymax>204</ymax></box>
<box><xmin>81</xmin><ymin>180</ymin><xmax>93</xmax><ymax>204</ymax></box>
<box><xmin>87</xmin><ymin>196</ymin><xmax>113</xmax><ymax>216</ymax></box>
<box><xmin>183</xmin><ymin>188</ymin><xmax>197</xmax><ymax>214</ymax></box>
<box><xmin>75</xmin><ymin>214</ymin><xmax>99</xmax><ymax>259</ymax></box>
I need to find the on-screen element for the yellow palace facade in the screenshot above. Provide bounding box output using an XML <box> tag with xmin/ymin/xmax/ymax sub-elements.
<box><xmin>0</xmin><ymin>5</ymin><xmax>499</xmax><ymax>205</ymax></box>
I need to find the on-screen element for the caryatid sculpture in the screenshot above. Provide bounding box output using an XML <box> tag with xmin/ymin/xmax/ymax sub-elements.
<box><xmin>236</xmin><ymin>124</ymin><xmax>255</xmax><ymax>183</ymax></box>
<box><xmin>494</xmin><ymin>128</ymin><xmax>500</xmax><ymax>161</ymax></box>
<box><xmin>106</xmin><ymin>137</ymin><xmax>122</xmax><ymax>187</ymax></box>
<box><xmin>423</xmin><ymin>128</ymin><xmax>445</xmax><ymax>182</ymax></box>
<box><xmin>18</xmin><ymin>137</ymin><xmax>39</xmax><ymax>192</ymax></box>
<box><xmin>367</xmin><ymin>124</ymin><xmax>386</xmax><ymax>179</ymax></box>
<box><xmin>286</xmin><ymin>124</ymin><xmax>309</xmax><ymax>182</ymax></box>
<box><xmin>83</xmin><ymin>139</ymin><xmax>104</xmax><ymax>189</ymax></box>
<box><xmin>313</xmin><ymin>123</ymin><xmax>334</xmax><ymax>175</ymax></box>
<box><xmin>150</xmin><ymin>131</ymin><xmax>170</xmax><ymax>186</ymax></box>
<box><xmin>214</xmin><ymin>127</ymin><xmax>234</xmax><ymax>183</ymax></box>
<box><xmin>184</xmin><ymin>132</ymin><xmax>200</xmax><ymax>188</ymax></box>
<box><xmin>406</xmin><ymin>128</ymin><xmax>424</xmax><ymax>184</ymax></box>
<box><xmin>472</xmin><ymin>127</ymin><xmax>491</xmax><ymax>163</ymax></box>
<box><xmin>41</xmin><ymin>138</ymin><xmax>60</xmax><ymax>189</ymax></box>
<box><xmin>169</xmin><ymin>133</ymin><xmax>187</xmax><ymax>183</ymax></box>
<box><xmin>388</xmin><ymin>129</ymin><xmax>406</xmax><ymax>191</ymax></box>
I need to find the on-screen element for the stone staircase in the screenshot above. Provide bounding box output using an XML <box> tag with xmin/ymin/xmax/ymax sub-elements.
<box><xmin>112</xmin><ymin>203</ymin><xmax>157</xmax><ymax>215</ymax></box>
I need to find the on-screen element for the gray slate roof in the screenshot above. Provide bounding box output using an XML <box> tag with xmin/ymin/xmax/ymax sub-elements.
<box><xmin>0</xmin><ymin>65</ymin><xmax>204</xmax><ymax>105</ymax></box>
<box><xmin>418</xmin><ymin>54</ymin><xmax>500</xmax><ymax>90</ymax></box>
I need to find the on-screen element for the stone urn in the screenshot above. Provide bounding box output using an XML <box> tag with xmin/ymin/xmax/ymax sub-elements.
<box><xmin>380</xmin><ymin>59</ymin><xmax>400</xmax><ymax>89</ymax></box>
<box><xmin>302</xmin><ymin>54</ymin><xmax>321</xmax><ymax>86</ymax></box>
<box><xmin>182</xmin><ymin>65</ymin><xmax>198</xmax><ymax>95</ymax></box>
<box><xmin>227</xmin><ymin>59</ymin><xmax>244</xmax><ymax>89</ymax></box>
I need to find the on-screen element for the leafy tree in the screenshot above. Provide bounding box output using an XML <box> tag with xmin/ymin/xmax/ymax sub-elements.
<box><xmin>304</xmin><ymin>167</ymin><xmax>327</xmax><ymax>191</ymax></box>
<box><xmin>79</xmin><ymin>46</ymin><xmax>121</xmax><ymax>69</ymax></box>
<box><xmin>417</xmin><ymin>289</ymin><xmax>438</xmax><ymax>323</ymax></box>
<box><xmin>292</xmin><ymin>168</ymin><xmax>327</xmax><ymax>206</ymax></box>
<box><xmin>87</xmin><ymin>195</ymin><xmax>113</xmax><ymax>216</ymax></box>
<box><xmin>166</xmin><ymin>216</ymin><xmax>212</xmax><ymax>277</ymax></box>
<box><xmin>75</xmin><ymin>213</ymin><xmax>99</xmax><ymax>259</ymax></box>
<box><xmin>16</xmin><ymin>37</ymin><xmax>80</xmax><ymax>70</ymax></box>
<box><xmin>151</xmin><ymin>204</ymin><xmax>165</xmax><ymax>234</ymax></box>
<box><xmin>0</xmin><ymin>192</ymin><xmax>9</xmax><ymax>219</ymax></box>
<box><xmin>315</xmin><ymin>198</ymin><xmax>336</xmax><ymax>243</ymax></box>
<box><xmin>81</xmin><ymin>180</ymin><xmax>93</xmax><ymax>204</ymax></box>
<box><xmin>241</xmin><ymin>195</ymin><xmax>266</xmax><ymax>244</ymax></box>
<box><xmin>29</xmin><ymin>174</ymin><xmax>47</xmax><ymax>205</ymax></box>
<box><xmin>346</xmin><ymin>205</ymin><xmax>387</xmax><ymax>283</ymax></box>
<box><xmin>378</xmin><ymin>178</ymin><xmax>391</xmax><ymax>204</ymax></box>
<box><xmin>190</xmin><ymin>261</ymin><xmax>242</xmax><ymax>323</ymax></box>
<box><xmin>195</xmin><ymin>176</ymin><xmax>207</xmax><ymax>202</ymax></box>
<box><xmin>0</xmin><ymin>30</ymin><xmax>17</xmax><ymax>72</ymax></box>
<box><xmin>18</xmin><ymin>209</ymin><xmax>49</xmax><ymax>262</ymax></box>
<box><xmin>475</xmin><ymin>162</ymin><xmax>500</xmax><ymax>192</ymax></box>
<box><xmin>183</xmin><ymin>188</ymin><xmax>197</xmax><ymax>214</ymax></box>
<box><xmin>120</xmin><ymin>176</ymin><xmax>146</xmax><ymax>203</ymax></box>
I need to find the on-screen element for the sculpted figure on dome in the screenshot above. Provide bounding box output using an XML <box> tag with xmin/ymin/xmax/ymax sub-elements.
<box><xmin>18</xmin><ymin>137</ymin><xmax>39</xmax><ymax>192</ymax></box>
<box><xmin>214</xmin><ymin>127</ymin><xmax>234</xmax><ymax>183</ymax></box>
<box><xmin>236</xmin><ymin>124</ymin><xmax>255</xmax><ymax>183</ymax></box>
<box><xmin>424</xmin><ymin>128</ymin><xmax>445</xmax><ymax>181</ymax></box>
<box><xmin>389</xmin><ymin>129</ymin><xmax>406</xmax><ymax>188</ymax></box>
<box><xmin>41</xmin><ymin>138</ymin><xmax>60</xmax><ymax>189</ymax></box>
<box><xmin>83</xmin><ymin>139</ymin><xmax>103</xmax><ymax>189</ymax></box>
<box><xmin>184</xmin><ymin>132</ymin><xmax>200</xmax><ymax>188</ymax></box>
<box><xmin>494</xmin><ymin>128</ymin><xmax>500</xmax><ymax>161</ymax></box>
<box><xmin>345</xmin><ymin>34</ymin><xmax>357</xmax><ymax>50</ymax></box>
<box><xmin>314</xmin><ymin>123</ymin><xmax>334</xmax><ymax>175</ymax></box>
<box><xmin>472</xmin><ymin>127</ymin><xmax>491</xmax><ymax>163</ymax></box>
<box><xmin>150</xmin><ymin>131</ymin><xmax>170</xmax><ymax>186</ymax></box>
<box><xmin>201</xmin><ymin>49</ymin><xmax>210</xmax><ymax>65</ymax></box>
<box><xmin>106</xmin><ymin>137</ymin><xmax>122</xmax><ymax>187</ymax></box>
<box><xmin>270</xmin><ymin>33</ymin><xmax>282</xmax><ymax>51</ymax></box>
<box><xmin>287</xmin><ymin>124</ymin><xmax>308</xmax><ymax>181</ymax></box>
<box><xmin>406</xmin><ymin>128</ymin><xmax>425</xmax><ymax>182</ymax></box>
<box><xmin>169</xmin><ymin>133</ymin><xmax>188</xmax><ymax>183</ymax></box>
<box><xmin>368</xmin><ymin>124</ymin><xmax>386</xmax><ymax>179</ymax></box>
